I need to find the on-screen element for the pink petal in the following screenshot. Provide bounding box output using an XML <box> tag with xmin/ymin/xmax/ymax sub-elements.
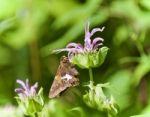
<box><xmin>25</xmin><ymin>79</ymin><xmax>30</xmax><ymax>91</ymax></box>
<box><xmin>84</xmin><ymin>22</ymin><xmax>91</xmax><ymax>49</ymax></box>
<box><xmin>93</xmin><ymin>43</ymin><xmax>103</xmax><ymax>50</ymax></box>
<box><xmin>16</xmin><ymin>80</ymin><xmax>27</xmax><ymax>91</ymax></box>
<box><xmin>66</xmin><ymin>43</ymin><xmax>83</xmax><ymax>49</ymax></box>
<box><xmin>92</xmin><ymin>37</ymin><xmax>104</xmax><ymax>46</ymax></box>
<box><xmin>90</xmin><ymin>27</ymin><xmax>105</xmax><ymax>36</ymax></box>
<box><xmin>85</xmin><ymin>21</ymin><xmax>90</xmax><ymax>34</ymax></box>
<box><xmin>52</xmin><ymin>48</ymin><xmax>71</xmax><ymax>53</ymax></box>
<box><xmin>15</xmin><ymin>88</ymin><xmax>24</xmax><ymax>93</ymax></box>
<box><xmin>30</xmin><ymin>82</ymin><xmax>38</xmax><ymax>96</ymax></box>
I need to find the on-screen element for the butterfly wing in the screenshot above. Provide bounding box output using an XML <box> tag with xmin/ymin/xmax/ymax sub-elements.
<box><xmin>49</xmin><ymin>56</ymin><xmax>79</xmax><ymax>98</ymax></box>
<box><xmin>49</xmin><ymin>76</ymin><xmax>79</xmax><ymax>98</ymax></box>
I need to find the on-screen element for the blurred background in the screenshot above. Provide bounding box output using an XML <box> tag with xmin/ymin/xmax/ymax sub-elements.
<box><xmin>0</xmin><ymin>0</ymin><xmax>150</xmax><ymax>116</ymax></box>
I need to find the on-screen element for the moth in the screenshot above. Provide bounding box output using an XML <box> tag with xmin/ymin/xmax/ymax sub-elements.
<box><xmin>49</xmin><ymin>56</ymin><xmax>79</xmax><ymax>98</ymax></box>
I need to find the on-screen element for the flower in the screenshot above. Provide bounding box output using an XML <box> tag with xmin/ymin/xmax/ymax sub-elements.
<box><xmin>15</xmin><ymin>79</ymin><xmax>38</xmax><ymax>99</ymax></box>
<box><xmin>83</xmin><ymin>82</ymin><xmax>119</xmax><ymax>116</ymax></box>
<box><xmin>54</xmin><ymin>22</ymin><xmax>104</xmax><ymax>58</ymax></box>
<box><xmin>15</xmin><ymin>79</ymin><xmax>44</xmax><ymax>116</ymax></box>
<box><xmin>53</xmin><ymin>22</ymin><xmax>108</xmax><ymax>69</ymax></box>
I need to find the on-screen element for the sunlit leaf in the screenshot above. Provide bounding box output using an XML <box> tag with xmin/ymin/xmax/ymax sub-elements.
<box><xmin>107</xmin><ymin>70</ymin><xmax>132</xmax><ymax>110</ymax></box>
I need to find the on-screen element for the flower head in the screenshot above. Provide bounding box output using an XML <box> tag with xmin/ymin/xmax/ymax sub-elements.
<box><xmin>15</xmin><ymin>79</ymin><xmax>44</xmax><ymax>115</ymax></box>
<box><xmin>83</xmin><ymin>82</ymin><xmax>119</xmax><ymax>116</ymax></box>
<box><xmin>54</xmin><ymin>22</ymin><xmax>104</xmax><ymax>58</ymax></box>
<box><xmin>15</xmin><ymin>79</ymin><xmax>38</xmax><ymax>99</ymax></box>
<box><xmin>53</xmin><ymin>22</ymin><xmax>108</xmax><ymax>69</ymax></box>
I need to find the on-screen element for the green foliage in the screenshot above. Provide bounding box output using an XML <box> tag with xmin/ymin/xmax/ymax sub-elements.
<box><xmin>0</xmin><ymin>0</ymin><xmax>150</xmax><ymax>117</ymax></box>
<box><xmin>132</xmin><ymin>55</ymin><xmax>150</xmax><ymax>86</ymax></box>
<box><xmin>107</xmin><ymin>70</ymin><xmax>132</xmax><ymax>110</ymax></box>
<box><xmin>83</xmin><ymin>82</ymin><xmax>119</xmax><ymax>116</ymax></box>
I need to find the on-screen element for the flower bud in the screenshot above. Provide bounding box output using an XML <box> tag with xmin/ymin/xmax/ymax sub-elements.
<box><xmin>71</xmin><ymin>47</ymin><xmax>109</xmax><ymax>69</ymax></box>
<box><xmin>83</xmin><ymin>82</ymin><xmax>119</xmax><ymax>116</ymax></box>
<box><xmin>15</xmin><ymin>79</ymin><xmax>44</xmax><ymax>116</ymax></box>
<box><xmin>15</xmin><ymin>88</ymin><xmax>44</xmax><ymax>116</ymax></box>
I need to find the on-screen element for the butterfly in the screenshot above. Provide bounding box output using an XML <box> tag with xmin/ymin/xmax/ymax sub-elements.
<box><xmin>49</xmin><ymin>56</ymin><xmax>79</xmax><ymax>98</ymax></box>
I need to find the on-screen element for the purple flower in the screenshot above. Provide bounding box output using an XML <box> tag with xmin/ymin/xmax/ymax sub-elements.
<box><xmin>15</xmin><ymin>79</ymin><xmax>38</xmax><ymax>98</ymax></box>
<box><xmin>53</xmin><ymin>22</ymin><xmax>105</xmax><ymax>60</ymax></box>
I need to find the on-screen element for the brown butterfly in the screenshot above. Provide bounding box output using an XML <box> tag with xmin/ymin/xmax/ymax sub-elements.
<box><xmin>49</xmin><ymin>56</ymin><xmax>79</xmax><ymax>98</ymax></box>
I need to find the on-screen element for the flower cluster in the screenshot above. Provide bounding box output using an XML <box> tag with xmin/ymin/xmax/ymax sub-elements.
<box><xmin>53</xmin><ymin>22</ymin><xmax>108</xmax><ymax>69</ymax></box>
<box><xmin>53</xmin><ymin>22</ymin><xmax>105</xmax><ymax>58</ymax></box>
<box><xmin>15</xmin><ymin>79</ymin><xmax>38</xmax><ymax>99</ymax></box>
<box><xmin>15</xmin><ymin>79</ymin><xmax>44</xmax><ymax>116</ymax></box>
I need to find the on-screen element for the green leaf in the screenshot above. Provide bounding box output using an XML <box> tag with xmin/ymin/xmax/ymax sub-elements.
<box><xmin>107</xmin><ymin>70</ymin><xmax>132</xmax><ymax>110</ymax></box>
<box><xmin>131</xmin><ymin>114</ymin><xmax>150</xmax><ymax>117</ymax></box>
<box><xmin>132</xmin><ymin>55</ymin><xmax>150</xmax><ymax>86</ymax></box>
<box><xmin>113</xmin><ymin>25</ymin><xmax>129</xmax><ymax>46</ymax></box>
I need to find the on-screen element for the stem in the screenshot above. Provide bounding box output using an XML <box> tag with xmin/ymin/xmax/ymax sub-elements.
<box><xmin>135</xmin><ymin>31</ymin><xmax>146</xmax><ymax>56</ymax></box>
<box><xmin>89</xmin><ymin>68</ymin><xmax>94</xmax><ymax>82</ymax></box>
<box><xmin>88</xmin><ymin>68</ymin><xmax>95</xmax><ymax>106</ymax></box>
<box><xmin>35</xmin><ymin>112</ymin><xmax>38</xmax><ymax>117</ymax></box>
<box><xmin>89</xmin><ymin>68</ymin><xmax>94</xmax><ymax>88</ymax></box>
<box><xmin>136</xmin><ymin>40</ymin><xmax>145</xmax><ymax>56</ymax></box>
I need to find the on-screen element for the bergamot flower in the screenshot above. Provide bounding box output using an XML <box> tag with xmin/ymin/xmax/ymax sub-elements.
<box><xmin>53</xmin><ymin>22</ymin><xmax>108</xmax><ymax>69</ymax></box>
<box><xmin>15</xmin><ymin>79</ymin><xmax>44</xmax><ymax>116</ymax></box>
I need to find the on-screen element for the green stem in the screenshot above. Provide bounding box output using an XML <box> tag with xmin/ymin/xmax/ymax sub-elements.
<box><xmin>89</xmin><ymin>68</ymin><xmax>94</xmax><ymax>88</ymax></box>
<box><xmin>89</xmin><ymin>68</ymin><xmax>93</xmax><ymax>82</ymax></box>
<box><xmin>136</xmin><ymin>40</ymin><xmax>145</xmax><ymax>56</ymax></box>
<box><xmin>135</xmin><ymin>31</ymin><xmax>146</xmax><ymax>56</ymax></box>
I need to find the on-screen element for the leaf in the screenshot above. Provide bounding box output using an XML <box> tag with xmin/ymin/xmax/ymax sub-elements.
<box><xmin>107</xmin><ymin>70</ymin><xmax>132</xmax><ymax>110</ymax></box>
<box><xmin>113</xmin><ymin>25</ymin><xmax>129</xmax><ymax>46</ymax></box>
<box><xmin>139</xmin><ymin>0</ymin><xmax>150</xmax><ymax>11</ymax></box>
<box><xmin>130</xmin><ymin>114</ymin><xmax>150</xmax><ymax>117</ymax></box>
<box><xmin>132</xmin><ymin>55</ymin><xmax>150</xmax><ymax>86</ymax></box>
<box><xmin>69</xmin><ymin>107</ymin><xmax>86</xmax><ymax>117</ymax></box>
